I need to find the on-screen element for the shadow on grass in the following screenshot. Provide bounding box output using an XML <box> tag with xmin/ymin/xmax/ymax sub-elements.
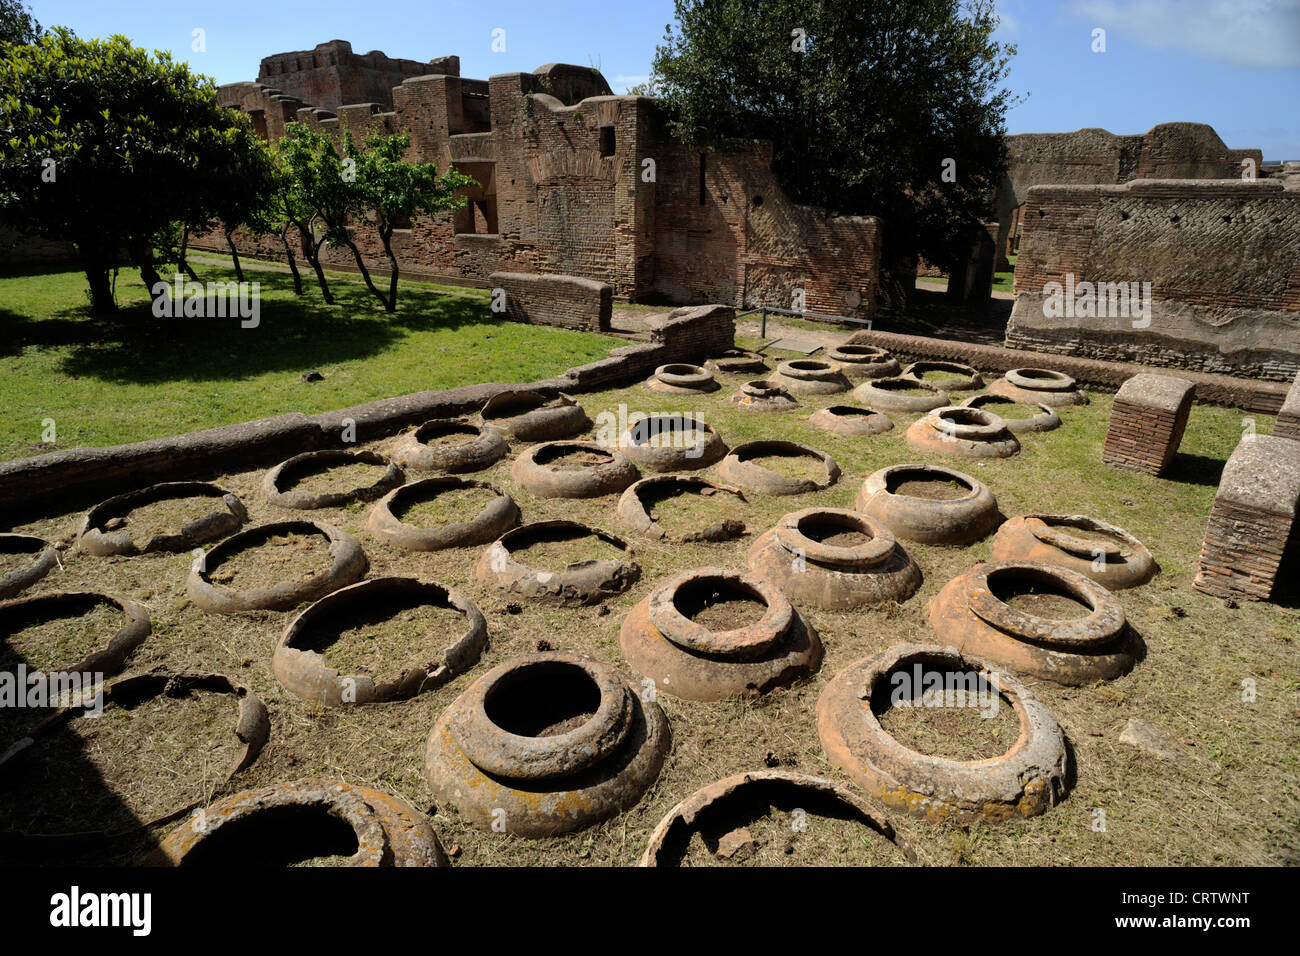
<box><xmin>2</xmin><ymin>264</ymin><xmax>499</xmax><ymax>384</ymax></box>
<box><xmin>1164</xmin><ymin>452</ymin><xmax>1227</xmax><ymax>488</ymax></box>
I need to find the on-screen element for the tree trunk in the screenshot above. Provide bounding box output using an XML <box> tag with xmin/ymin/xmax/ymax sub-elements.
<box><xmin>297</xmin><ymin>224</ymin><xmax>333</xmax><ymax>304</ymax></box>
<box><xmin>343</xmin><ymin>235</ymin><xmax>390</xmax><ymax>311</ymax></box>
<box><xmin>381</xmin><ymin>228</ymin><xmax>399</xmax><ymax>313</ymax></box>
<box><xmin>178</xmin><ymin>225</ymin><xmax>198</xmax><ymax>282</ymax></box>
<box><xmin>281</xmin><ymin>229</ymin><xmax>304</xmax><ymax>296</ymax></box>
<box><xmin>77</xmin><ymin>240</ymin><xmax>117</xmax><ymax>315</ymax></box>
<box><xmin>129</xmin><ymin>239</ymin><xmax>166</xmax><ymax>311</ymax></box>
<box><xmin>224</xmin><ymin>227</ymin><xmax>244</xmax><ymax>283</ymax></box>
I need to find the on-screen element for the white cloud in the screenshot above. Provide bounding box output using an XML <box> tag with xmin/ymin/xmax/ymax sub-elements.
<box><xmin>1066</xmin><ymin>0</ymin><xmax>1300</xmax><ymax>68</ymax></box>
<box><xmin>612</xmin><ymin>74</ymin><xmax>651</xmax><ymax>92</ymax></box>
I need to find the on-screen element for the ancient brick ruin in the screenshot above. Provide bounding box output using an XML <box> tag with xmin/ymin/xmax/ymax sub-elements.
<box><xmin>995</xmin><ymin>123</ymin><xmax>1263</xmax><ymax>269</ymax></box>
<box><xmin>1194</xmin><ymin>435</ymin><xmax>1300</xmax><ymax>601</ymax></box>
<box><xmin>1101</xmin><ymin>373</ymin><xmax>1195</xmax><ymax>476</ymax></box>
<box><xmin>207</xmin><ymin>43</ymin><xmax>883</xmax><ymax>318</ymax></box>
<box><xmin>1007</xmin><ymin>180</ymin><xmax>1300</xmax><ymax>380</ymax></box>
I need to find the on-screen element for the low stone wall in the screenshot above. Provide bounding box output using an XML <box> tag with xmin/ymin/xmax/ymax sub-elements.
<box><xmin>490</xmin><ymin>271</ymin><xmax>613</xmax><ymax>332</ymax></box>
<box><xmin>0</xmin><ymin>303</ymin><xmax>736</xmax><ymax>520</ymax></box>
<box><xmin>842</xmin><ymin>327</ymin><xmax>1288</xmax><ymax>413</ymax></box>
<box><xmin>1006</xmin><ymin>180</ymin><xmax>1300</xmax><ymax>381</ymax></box>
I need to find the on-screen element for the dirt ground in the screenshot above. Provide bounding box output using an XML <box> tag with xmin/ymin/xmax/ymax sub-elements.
<box><xmin>2</xmin><ymin>356</ymin><xmax>1297</xmax><ymax>867</ymax></box>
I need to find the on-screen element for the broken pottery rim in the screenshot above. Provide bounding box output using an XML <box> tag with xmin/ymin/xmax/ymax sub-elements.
<box><xmin>637</xmin><ymin>769</ymin><xmax>916</xmax><ymax>866</ymax></box>
<box><xmin>263</xmin><ymin>449</ymin><xmax>404</xmax><ymax>510</ymax></box>
<box><xmin>187</xmin><ymin>520</ymin><xmax>367</xmax><ymax>613</ymax></box>
<box><xmin>0</xmin><ymin>534</ymin><xmax>59</xmax><ymax>600</ymax></box>
<box><xmin>476</xmin><ymin>519</ymin><xmax>640</xmax><ymax>605</ymax></box>
<box><xmin>1025</xmin><ymin>514</ymin><xmax>1134</xmax><ymax>560</ymax></box>
<box><xmin>615</xmin><ymin>474</ymin><xmax>747</xmax><ymax>542</ymax></box>
<box><xmin>77</xmin><ymin>481</ymin><xmax>249</xmax><ymax>557</ymax></box>
<box><xmin>146</xmin><ymin>780</ymin><xmax>447</xmax><ymax>867</ymax></box>
<box><xmin>648</xmin><ymin>567</ymin><xmax>794</xmax><ymax>659</ymax></box>
<box><xmin>0</xmin><ymin>590</ymin><xmax>150</xmax><ymax>677</ymax></box>
<box><xmin>966</xmin><ymin>561</ymin><xmax>1127</xmax><ymax>648</ymax></box>
<box><xmin>773</xmin><ymin>508</ymin><xmax>898</xmax><ymax>570</ymax></box>
<box><xmin>902</xmin><ymin>360</ymin><xmax>984</xmax><ymax>391</ymax></box>
<box><xmin>366</xmin><ymin>476</ymin><xmax>520</xmax><ymax>552</ymax></box>
<box><xmin>449</xmin><ymin>652</ymin><xmax>634</xmax><ymax>782</ymax></box>
<box><xmin>1</xmin><ymin>670</ymin><xmax>269</xmax><ymax>834</ymax></box>
<box><xmin>273</xmin><ymin>577</ymin><xmax>488</xmax><ymax>706</ymax></box>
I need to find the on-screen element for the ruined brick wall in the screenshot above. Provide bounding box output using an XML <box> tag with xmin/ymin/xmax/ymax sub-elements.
<box><xmin>255</xmin><ymin>40</ymin><xmax>456</xmax><ymax>112</ymax></box>
<box><xmin>205</xmin><ymin>46</ymin><xmax>883</xmax><ymax>317</ymax></box>
<box><xmin>1006</xmin><ymin>180</ymin><xmax>1300</xmax><ymax>380</ymax></box>
<box><xmin>648</xmin><ymin>131</ymin><xmax>881</xmax><ymax>317</ymax></box>
<box><xmin>489</xmin><ymin>271</ymin><xmax>612</xmax><ymax>331</ymax></box>
<box><xmin>995</xmin><ymin>123</ymin><xmax>1262</xmax><ymax>275</ymax></box>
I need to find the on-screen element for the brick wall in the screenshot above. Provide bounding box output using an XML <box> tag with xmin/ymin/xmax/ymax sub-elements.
<box><xmin>1007</xmin><ymin>180</ymin><xmax>1300</xmax><ymax>380</ymax></box>
<box><xmin>1276</xmin><ymin>371</ymin><xmax>1300</xmax><ymax>441</ymax></box>
<box><xmin>995</xmin><ymin>122</ymin><xmax>1262</xmax><ymax>276</ymax></box>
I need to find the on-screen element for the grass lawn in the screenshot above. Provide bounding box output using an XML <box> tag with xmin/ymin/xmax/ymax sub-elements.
<box><xmin>5</xmin><ymin>355</ymin><xmax>1295</xmax><ymax>866</ymax></box>
<box><xmin>0</xmin><ymin>260</ymin><xmax>614</xmax><ymax>461</ymax></box>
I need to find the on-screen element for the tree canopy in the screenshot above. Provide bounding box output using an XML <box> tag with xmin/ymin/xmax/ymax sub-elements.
<box><xmin>647</xmin><ymin>0</ymin><xmax>1017</xmax><ymax>303</ymax></box>
<box><xmin>0</xmin><ymin>0</ymin><xmax>39</xmax><ymax>46</ymax></box>
<box><xmin>0</xmin><ymin>29</ymin><xmax>269</xmax><ymax>312</ymax></box>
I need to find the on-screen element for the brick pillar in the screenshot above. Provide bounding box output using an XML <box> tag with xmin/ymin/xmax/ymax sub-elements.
<box><xmin>1102</xmin><ymin>373</ymin><xmax>1195</xmax><ymax>475</ymax></box>
<box><xmin>1193</xmin><ymin>435</ymin><xmax>1300</xmax><ymax>601</ymax></box>
<box><xmin>1275</xmin><ymin>370</ymin><xmax>1300</xmax><ymax>442</ymax></box>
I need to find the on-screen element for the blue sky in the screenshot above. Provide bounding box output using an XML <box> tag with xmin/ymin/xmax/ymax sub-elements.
<box><xmin>28</xmin><ymin>0</ymin><xmax>1300</xmax><ymax>159</ymax></box>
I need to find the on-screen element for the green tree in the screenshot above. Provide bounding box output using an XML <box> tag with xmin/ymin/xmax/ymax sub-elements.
<box><xmin>0</xmin><ymin>0</ymin><xmax>39</xmax><ymax>46</ymax></box>
<box><xmin>0</xmin><ymin>29</ymin><xmax>272</xmax><ymax>313</ymax></box>
<box><xmin>647</xmin><ymin>0</ymin><xmax>1016</xmax><ymax>305</ymax></box>
<box><xmin>352</xmin><ymin>131</ymin><xmax>473</xmax><ymax>312</ymax></box>
<box><xmin>279</xmin><ymin>125</ymin><xmax>474</xmax><ymax>312</ymax></box>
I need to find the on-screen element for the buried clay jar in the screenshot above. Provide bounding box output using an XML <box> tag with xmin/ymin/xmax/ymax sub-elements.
<box><xmin>613</xmin><ymin>414</ymin><xmax>728</xmax><ymax>472</ymax></box>
<box><xmin>389</xmin><ymin>419</ymin><xmax>509</xmax><ymax>474</ymax></box>
<box><xmin>988</xmin><ymin>368</ymin><xmax>1089</xmax><ymax>408</ymax></box>
<box><xmin>928</xmin><ymin>560</ymin><xmax>1141</xmax><ymax>686</ymax></box>
<box><xmin>855</xmin><ymin>464</ymin><xmax>1001</xmax><ymax>545</ymax></box>
<box><xmin>825</xmin><ymin>344</ymin><xmax>902</xmax><ymax>381</ymax></box>
<box><xmin>424</xmin><ymin>652</ymin><xmax>670</xmax><ymax>836</ymax></box>
<box><xmin>366</xmin><ymin>477</ymin><xmax>520</xmax><ymax>552</ymax></box>
<box><xmin>620</xmin><ymin>567</ymin><xmax>823</xmax><ymax>702</ymax></box>
<box><xmin>747</xmin><ymin>508</ymin><xmax>922</xmax><ymax>610</ymax></box>
<box><xmin>476</xmin><ymin>389</ymin><xmax>591</xmax><ymax>442</ymax></box>
<box><xmin>476</xmin><ymin>520</ymin><xmax>641</xmax><ymax>606</ymax></box>
<box><xmin>272</xmin><ymin>577</ymin><xmax>488</xmax><ymax>706</ymax></box>
<box><xmin>990</xmin><ymin>514</ymin><xmax>1157</xmax><ymax>590</ymax></box>
<box><xmin>645</xmin><ymin>363</ymin><xmax>720</xmax><ymax>394</ymax></box>
<box><xmin>774</xmin><ymin>359</ymin><xmax>851</xmax><ymax>395</ymax></box>
<box><xmin>729</xmin><ymin>379</ymin><xmax>799</xmax><ymax>412</ymax></box>
<box><xmin>817</xmin><ymin>642</ymin><xmax>1070</xmax><ymax>823</ymax></box>
<box><xmin>511</xmin><ymin>440</ymin><xmax>639</xmax><ymax>498</ymax></box>
<box><xmin>904</xmin><ymin>405</ymin><xmax>1021</xmax><ymax>459</ymax></box>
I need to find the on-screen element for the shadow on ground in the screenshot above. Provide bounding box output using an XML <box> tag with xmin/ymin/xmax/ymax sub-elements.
<box><xmin>1</xmin><ymin>265</ymin><xmax>495</xmax><ymax>385</ymax></box>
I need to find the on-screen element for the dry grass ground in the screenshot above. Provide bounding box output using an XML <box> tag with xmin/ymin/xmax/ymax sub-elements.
<box><xmin>3</xmin><ymin>349</ymin><xmax>1297</xmax><ymax>867</ymax></box>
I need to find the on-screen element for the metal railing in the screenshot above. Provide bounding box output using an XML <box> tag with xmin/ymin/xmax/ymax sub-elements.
<box><xmin>736</xmin><ymin>306</ymin><xmax>874</xmax><ymax>339</ymax></box>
